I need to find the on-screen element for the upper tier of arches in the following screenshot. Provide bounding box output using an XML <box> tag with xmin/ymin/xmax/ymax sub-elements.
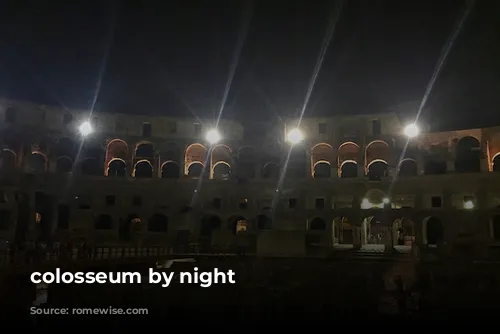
<box><xmin>0</xmin><ymin>135</ymin><xmax>495</xmax><ymax>180</ymax></box>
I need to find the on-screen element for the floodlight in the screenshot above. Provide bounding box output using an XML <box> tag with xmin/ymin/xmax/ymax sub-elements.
<box><xmin>79</xmin><ymin>121</ymin><xmax>93</xmax><ymax>137</ymax></box>
<box><xmin>286</xmin><ymin>128</ymin><xmax>304</xmax><ymax>144</ymax></box>
<box><xmin>403</xmin><ymin>123</ymin><xmax>419</xmax><ymax>138</ymax></box>
<box><xmin>205</xmin><ymin>129</ymin><xmax>221</xmax><ymax>144</ymax></box>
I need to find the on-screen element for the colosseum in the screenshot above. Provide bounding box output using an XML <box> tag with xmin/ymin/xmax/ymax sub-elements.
<box><xmin>1</xmin><ymin>98</ymin><xmax>500</xmax><ymax>258</ymax></box>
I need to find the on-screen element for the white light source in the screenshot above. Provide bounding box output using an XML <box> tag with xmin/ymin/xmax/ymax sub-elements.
<box><xmin>286</xmin><ymin>128</ymin><xmax>304</xmax><ymax>144</ymax></box>
<box><xmin>382</xmin><ymin>197</ymin><xmax>390</xmax><ymax>204</ymax></box>
<box><xmin>361</xmin><ymin>198</ymin><xmax>371</xmax><ymax>209</ymax></box>
<box><xmin>403</xmin><ymin>123</ymin><xmax>419</xmax><ymax>138</ymax></box>
<box><xmin>79</xmin><ymin>121</ymin><xmax>93</xmax><ymax>137</ymax></box>
<box><xmin>205</xmin><ymin>129</ymin><xmax>221</xmax><ymax>144</ymax></box>
<box><xmin>463</xmin><ymin>200</ymin><xmax>474</xmax><ymax>210</ymax></box>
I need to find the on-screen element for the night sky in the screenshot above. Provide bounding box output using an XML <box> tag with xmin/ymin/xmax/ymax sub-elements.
<box><xmin>0</xmin><ymin>0</ymin><xmax>499</xmax><ymax>128</ymax></box>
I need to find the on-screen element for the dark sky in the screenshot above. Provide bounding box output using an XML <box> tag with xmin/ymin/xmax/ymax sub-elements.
<box><xmin>0</xmin><ymin>0</ymin><xmax>499</xmax><ymax>127</ymax></box>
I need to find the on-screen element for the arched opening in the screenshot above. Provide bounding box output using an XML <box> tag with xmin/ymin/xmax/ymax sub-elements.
<box><xmin>339</xmin><ymin>160</ymin><xmax>357</xmax><ymax>178</ymax></box>
<box><xmin>0</xmin><ymin>149</ymin><xmax>16</xmax><ymax>171</ymax></box>
<box><xmin>313</xmin><ymin>161</ymin><xmax>331</xmax><ymax>178</ymax></box>
<box><xmin>398</xmin><ymin>159</ymin><xmax>417</xmax><ymax>177</ymax></box>
<box><xmin>361</xmin><ymin>215</ymin><xmax>386</xmax><ymax>245</ymax></box>
<box><xmin>107</xmin><ymin>158</ymin><xmax>127</xmax><ymax>177</ymax></box>
<box><xmin>213</xmin><ymin>161</ymin><xmax>231</xmax><ymax>180</ymax></box>
<box><xmin>455</xmin><ymin>136</ymin><xmax>480</xmax><ymax>173</ymax></box>
<box><xmin>287</xmin><ymin>146</ymin><xmax>307</xmax><ymax>178</ymax></box>
<box><xmin>333</xmin><ymin>217</ymin><xmax>353</xmax><ymax>245</ymax></box>
<box><xmin>338</xmin><ymin>142</ymin><xmax>359</xmax><ymax>178</ymax></box>
<box><xmin>81</xmin><ymin>158</ymin><xmax>100</xmax><ymax>176</ymax></box>
<box><xmin>491</xmin><ymin>215</ymin><xmax>500</xmax><ymax>239</ymax></box>
<box><xmin>119</xmin><ymin>214</ymin><xmax>141</xmax><ymax>241</ymax></box>
<box><xmin>424</xmin><ymin>216</ymin><xmax>443</xmax><ymax>246</ymax></box>
<box><xmin>237</xmin><ymin>146</ymin><xmax>256</xmax><ymax>179</ymax></box>
<box><xmin>365</xmin><ymin>140</ymin><xmax>390</xmax><ymax>178</ymax></box>
<box><xmin>187</xmin><ymin>162</ymin><xmax>204</xmax><ymax>178</ymax></box>
<box><xmin>262</xmin><ymin>162</ymin><xmax>279</xmax><ymax>179</ymax></box>
<box><xmin>392</xmin><ymin>218</ymin><xmax>414</xmax><ymax>247</ymax></box>
<box><xmin>256</xmin><ymin>214</ymin><xmax>272</xmax><ymax>229</ymax></box>
<box><xmin>106</xmin><ymin>139</ymin><xmax>128</xmax><ymax>175</ymax></box>
<box><xmin>185</xmin><ymin>143</ymin><xmax>207</xmax><ymax>176</ymax></box>
<box><xmin>148</xmin><ymin>213</ymin><xmax>168</xmax><ymax>232</ymax></box>
<box><xmin>161</xmin><ymin>161</ymin><xmax>179</xmax><ymax>178</ymax></box>
<box><xmin>55</xmin><ymin>137</ymin><xmax>76</xmax><ymax>159</ymax></box>
<box><xmin>493</xmin><ymin>153</ymin><xmax>500</xmax><ymax>172</ymax></box>
<box><xmin>135</xmin><ymin>142</ymin><xmax>154</xmax><ymax>158</ymax></box>
<box><xmin>310</xmin><ymin>217</ymin><xmax>326</xmax><ymax>230</ymax></box>
<box><xmin>200</xmin><ymin>215</ymin><xmax>222</xmax><ymax>236</ymax></box>
<box><xmin>26</xmin><ymin>152</ymin><xmax>47</xmax><ymax>173</ymax></box>
<box><xmin>367</xmin><ymin>159</ymin><xmax>388</xmax><ymax>181</ymax></box>
<box><xmin>211</xmin><ymin>144</ymin><xmax>232</xmax><ymax>180</ymax></box>
<box><xmin>361</xmin><ymin>189</ymin><xmax>387</xmax><ymax>209</ymax></box>
<box><xmin>94</xmin><ymin>214</ymin><xmax>113</xmax><ymax>230</ymax></box>
<box><xmin>56</xmin><ymin>157</ymin><xmax>73</xmax><ymax>173</ymax></box>
<box><xmin>133</xmin><ymin>160</ymin><xmax>153</xmax><ymax>178</ymax></box>
<box><xmin>311</xmin><ymin>143</ymin><xmax>334</xmax><ymax>178</ymax></box>
<box><xmin>228</xmin><ymin>215</ymin><xmax>247</xmax><ymax>235</ymax></box>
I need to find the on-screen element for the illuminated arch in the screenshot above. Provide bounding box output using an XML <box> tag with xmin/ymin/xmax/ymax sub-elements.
<box><xmin>26</xmin><ymin>151</ymin><xmax>47</xmax><ymax>173</ymax></box>
<box><xmin>311</xmin><ymin>143</ymin><xmax>334</xmax><ymax>178</ymax></box>
<box><xmin>106</xmin><ymin>139</ymin><xmax>129</xmax><ymax>154</ymax></box>
<box><xmin>211</xmin><ymin>144</ymin><xmax>232</xmax><ymax>179</ymax></box>
<box><xmin>160</xmin><ymin>160</ymin><xmax>180</xmax><ymax>178</ymax></box>
<box><xmin>338</xmin><ymin>141</ymin><xmax>360</xmax><ymax>151</ymax></box>
<box><xmin>133</xmin><ymin>159</ymin><xmax>153</xmax><ymax>178</ymax></box>
<box><xmin>262</xmin><ymin>162</ymin><xmax>279</xmax><ymax>179</ymax></box>
<box><xmin>455</xmin><ymin>136</ymin><xmax>480</xmax><ymax>173</ymax></box>
<box><xmin>366</xmin><ymin>159</ymin><xmax>388</xmax><ymax>181</ymax></box>
<box><xmin>365</xmin><ymin>140</ymin><xmax>390</xmax><ymax>168</ymax></box>
<box><xmin>106</xmin><ymin>158</ymin><xmax>127</xmax><ymax>177</ymax></box>
<box><xmin>187</xmin><ymin>161</ymin><xmax>204</xmax><ymax>178</ymax></box>
<box><xmin>422</xmin><ymin>216</ymin><xmax>443</xmax><ymax>245</ymax></box>
<box><xmin>338</xmin><ymin>142</ymin><xmax>360</xmax><ymax>170</ymax></box>
<box><xmin>106</xmin><ymin>139</ymin><xmax>129</xmax><ymax>173</ymax></box>
<box><xmin>313</xmin><ymin>160</ymin><xmax>331</xmax><ymax>178</ymax></box>
<box><xmin>398</xmin><ymin>158</ymin><xmax>418</xmax><ymax>177</ymax></box>
<box><xmin>212</xmin><ymin>160</ymin><xmax>231</xmax><ymax>180</ymax></box>
<box><xmin>493</xmin><ymin>152</ymin><xmax>500</xmax><ymax>172</ymax></box>
<box><xmin>185</xmin><ymin>143</ymin><xmax>207</xmax><ymax>175</ymax></box>
<box><xmin>339</xmin><ymin>159</ymin><xmax>357</xmax><ymax>178</ymax></box>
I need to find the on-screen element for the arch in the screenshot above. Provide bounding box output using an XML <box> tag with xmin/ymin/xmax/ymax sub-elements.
<box><xmin>362</xmin><ymin>189</ymin><xmax>387</xmax><ymax>209</ymax></box>
<box><xmin>81</xmin><ymin>157</ymin><xmax>100</xmax><ymax>176</ymax></box>
<box><xmin>361</xmin><ymin>215</ymin><xmax>386</xmax><ymax>245</ymax></box>
<box><xmin>339</xmin><ymin>160</ymin><xmax>357</xmax><ymax>178</ymax></box>
<box><xmin>310</xmin><ymin>217</ymin><xmax>326</xmax><ymax>230</ymax></box>
<box><xmin>313</xmin><ymin>160</ymin><xmax>331</xmax><ymax>178</ymax></box>
<box><xmin>185</xmin><ymin>143</ymin><xmax>207</xmax><ymax>175</ymax></box>
<box><xmin>161</xmin><ymin>161</ymin><xmax>180</xmax><ymax>178</ymax></box>
<box><xmin>56</xmin><ymin>156</ymin><xmax>73</xmax><ymax>173</ymax></box>
<box><xmin>133</xmin><ymin>159</ymin><xmax>153</xmax><ymax>178</ymax></box>
<box><xmin>94</xmin><ymin>214</ymin><xmax>113</xmax><ymax>230</ymax></box>
<box><xmin>365</xmin><ymin>140</ymin><xmax>390</xmax><ymax>168</ymax></box>
<box><xmin>211</xmin><ymin>144</ymin><xmax>232</xmax><ymax>179</ymax></box>
<box><xmin>107</xmin><ymin>158</ymin><xmax>127</xmax><ymax>177</ymax></box>
<box><xmin>187</xmin><ymin>161</ymin><xmax>204</xmax><ymax>178</ymax></box>
<box><xmin>0</xmin><ymin>149</ymin><xmax>16</xmax><ymax>170</ymax></box>
<box><xmin>55</xmin><ymin>137</ymin><xmax>76</xmax><ymax>159</ymax></box>
<box><xmin>213</xmin><ymin>161</ymin><xmax>231</xmax><ymax>180</ymax></box>
<box><xmin>398</xmin><ymin>158</ymin><xmax>417</xmax><ymax>177</ymax></box>
<box><xmin>106</xmin><ymin>139</ymin><xmax>129</xmax><ymax>161</ymax></box>
<box><xmin>134</xmin><ymin>141</ymin><xmax>155</xmax><ymax>159</ymax></box>
<box><xmin>148</xmin><ymin>213</ymin><xmax>169</xmax><ymax>232</ymax></box>
<box><xmin>26</xmin><ymin>152</ymin><xmax>47</xmax><ymax>173</ymax></box>
<box><xmin>367</xmin><ymin>159</ymin><xmax>388</xmax><ymax>181</ymax></box>
<box><xmin>338</xmin><ymin>142</ymin><xmax>360</xmax><ymax>167</ymax></box>
<box><xmin>200</xmin><ymin>215</ymin><xmax>222</xmax><ymax>236</ymax></box>
<box><xmin>262</xmin><ymin>162</ymin><xmax>279</xmax><ymax>179</ymax></box>
<box><xmin>423</xmin><ymin>216</ymin><xmax>443</xmax><ymax>245</ymax></box>
<box><xmin>256</xmin><ymin>214</ymin><xmax>272</xmax><ymax>229</ymax></box>
<box><xmin>392</xmin><ymin>218</ymin><xmax>415</xmax><ymax>247</ymax></box>
<box><xmin>333</xmin><ymin>216</ymin><xmax>354</xmax><ymax>244</ymax></box>
<box><xmin>455</xmin><ymin>136</ymin><xmax>480</xmax><ymax>173</ymax></box>
<box><xmin>237</xmin><ymin>146</ymin><xmax>256</xmax><ymax>179</ymax></box>
<box><xmin>493</xmin><ymin>152</ymin><xmax>500</xmax><ymax>172</ymax></box>
<box><xmin>228</xmin><ymin>215</ymin><xmax>247</xmax><ymax>235</ymax></box>
<box><xmin>311</xmin><ymin>143</ymin><xmax>335</xmax><ymax>177</ymax></box>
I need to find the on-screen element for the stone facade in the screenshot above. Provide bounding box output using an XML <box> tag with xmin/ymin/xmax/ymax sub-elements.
<box><xmin>1</xmin><ymin>99</ymin><xmax>500</xmax><ymax>258</ymax></box>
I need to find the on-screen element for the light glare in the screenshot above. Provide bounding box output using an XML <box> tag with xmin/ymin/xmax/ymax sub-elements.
<box><xmin>79</xmin><ymin>121</ymin><xmax>93</xmax><ymax>137</ymax></box>
<box><xmin>382</xmin><ymin>197</ymin><xmax>390</xmax><ymax>204</ymax></box>
<box><xmin>286</xmin><ymin>128</ymin><xmax>304</xmax><ymax>144</ymax></box>
<box><xmin>463</xmin><ymin>200</ymin><xmax>474</xmax><ymax>210</ymax></box>
<box><xmin>403</xmin><ymin>123</ymin><xmax>419</xmax><ymax>138</ymax></box>
<box><xmin>205</xmin><ymin>129</ymin><xmax>221</xmax><ymax>144</ymax></box>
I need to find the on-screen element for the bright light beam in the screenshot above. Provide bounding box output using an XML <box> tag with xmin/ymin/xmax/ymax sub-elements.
<box><xmin>286</xmin><ymin>128</ymin><xmax>304</xmax><ymax>144</ymax></box>
<box><xmin>205</xmin><ymin>129</ymin><xmax>221</xmax><ymax>145</ymax></box>
<box><xmin>403</xmin><ymin>123</ymin><xmax>420</xmax><ymax>138</ymax></box>
<box><xmin>79</xmin><ymin>121</ymin><xmax>93</xmax><ymax>137</ymax></box>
